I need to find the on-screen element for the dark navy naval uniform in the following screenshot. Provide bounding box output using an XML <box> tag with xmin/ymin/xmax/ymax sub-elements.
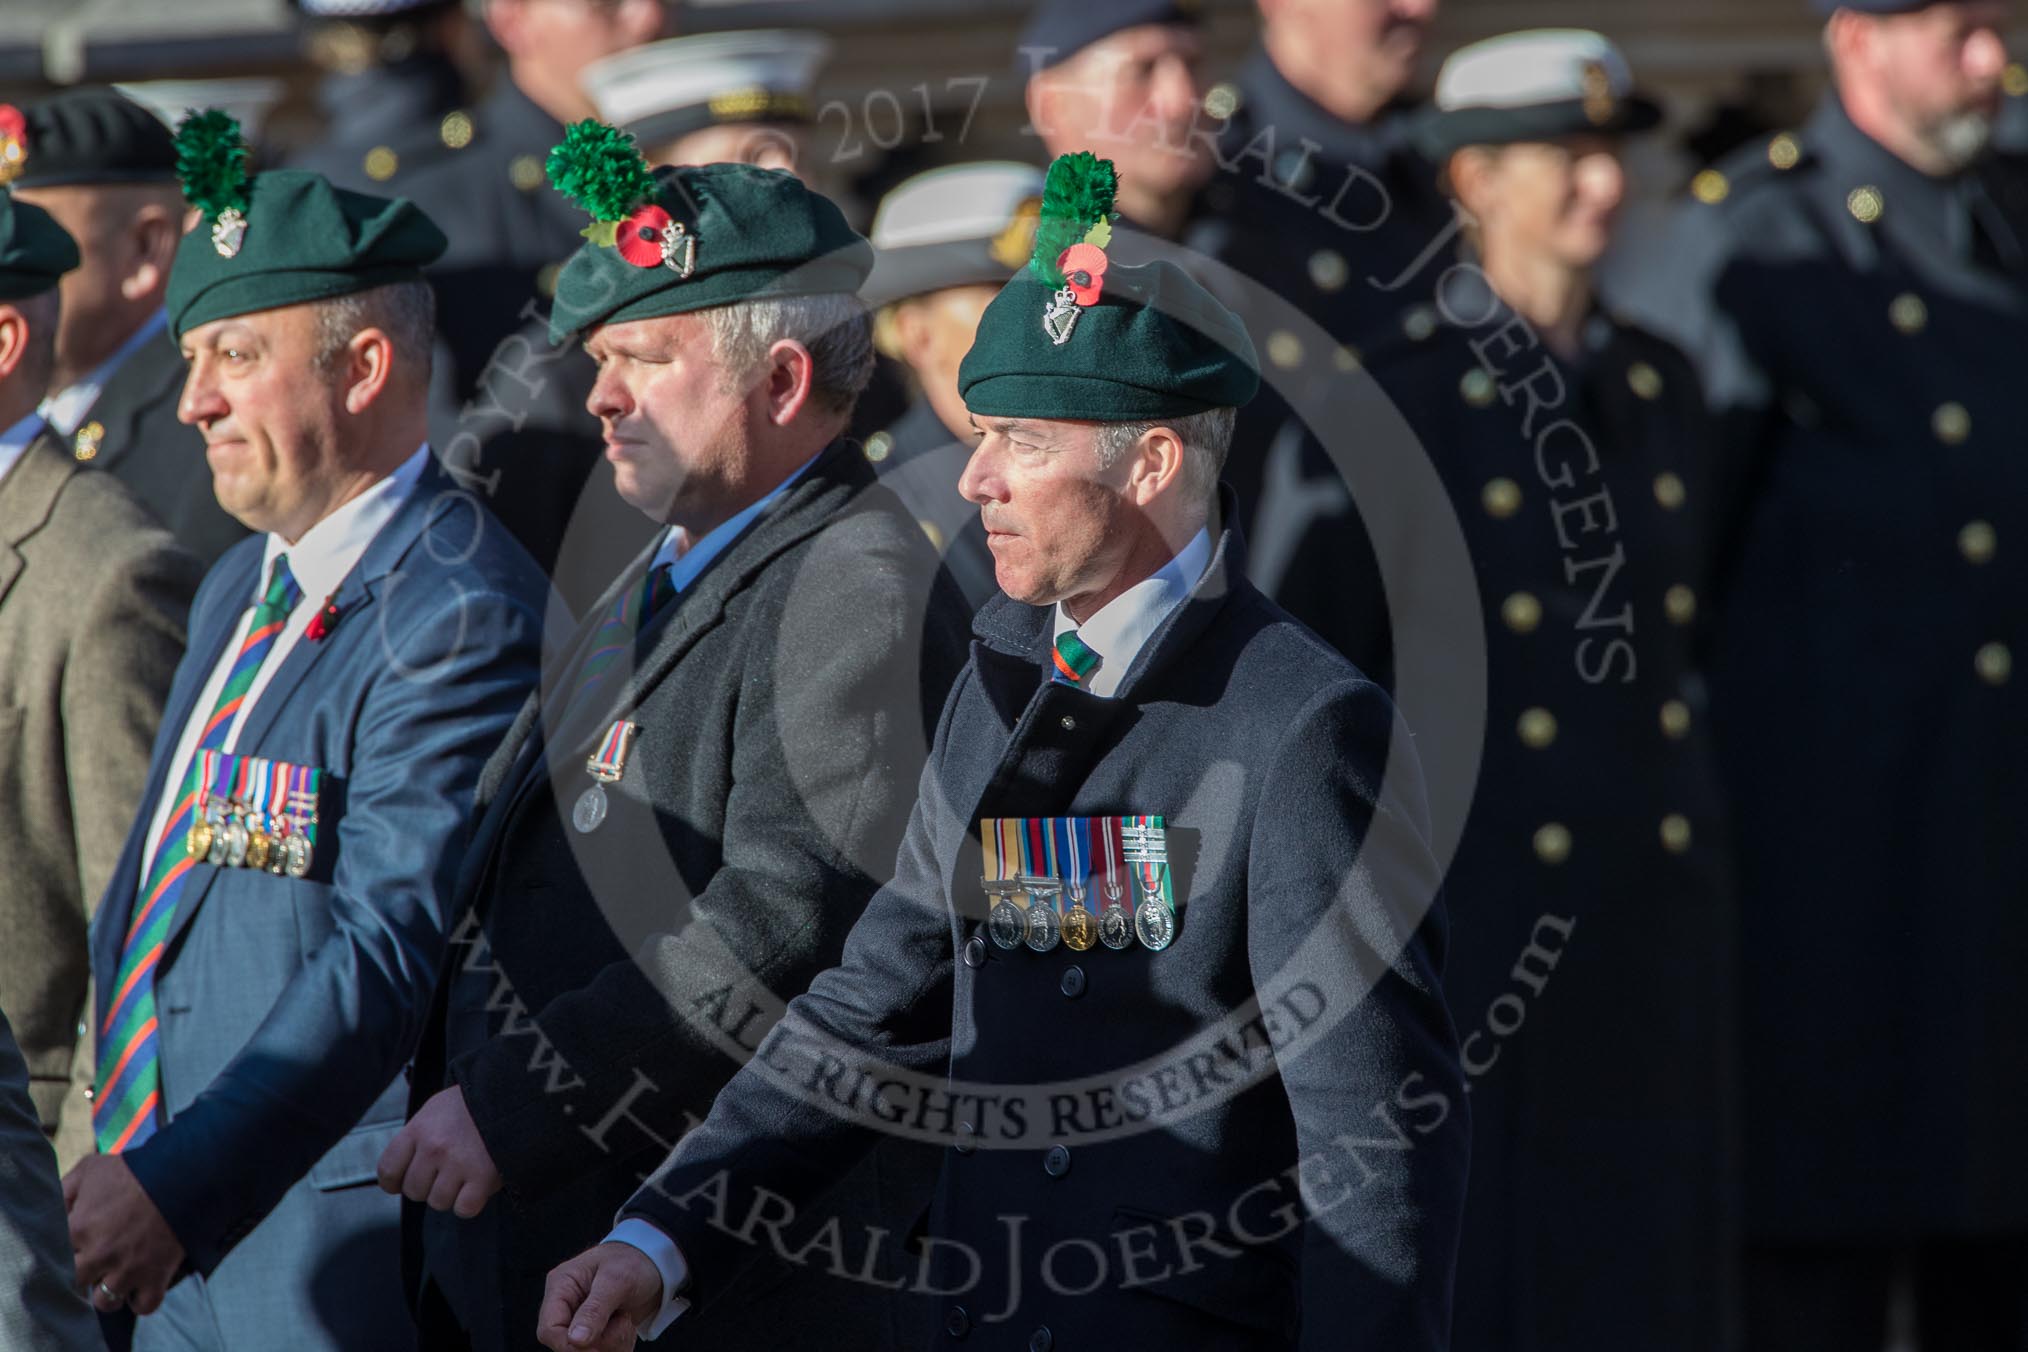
<box><xmin>1186</xmin><ymin>48</ymin><xmax>1459</xmax><ymax>675</ymax></box>
<box><xmin>1613</xmin><ymin>89</ymin><xmax>2028</xmax><ymax>1347</ymax></box>
<box><xmin>614</xmin><ymin>507</ymin><xmax>1472</xmax><ymax>1350</ymax></box>
<box><xmin>400</xmin><ymin>78</ymin><xmax>587</xmax><ymax>405</ymax></box>
<box><xmin>860</xmin><ymin>397</ymin><xmax>996</xmax><ymax>613</ymax></box>
<box><xmin>285</xmin><ymin>52</ymin><xmax>469</xmax><ymax>197</ymax></box>
<box><xmin>1360</xmin><ymin>270</ymin><xmax>1737</xmax><ymax>1352</ymax></box>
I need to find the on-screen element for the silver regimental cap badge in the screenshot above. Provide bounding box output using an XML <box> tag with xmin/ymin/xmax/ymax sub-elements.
<box><xmin>211</xmin><ymin>207</ymin><xmax>246</xmax><ymax>259</ymax></box>
<box><xmin>661</xmin><ymin>220</ymin><xmax>696</xmax><ymax>277</ymax></box>
<box><xmin>1043</xmin><ymin>287</ymin><xmax>1080</xmax><ymax>345</ymax></box>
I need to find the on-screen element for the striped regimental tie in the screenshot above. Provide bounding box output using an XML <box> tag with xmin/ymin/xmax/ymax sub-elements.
<box><xmin>1052</xmin><ymin>629</ymin><xmax>1101</xmax><ymax>687</ymax></box>
<box><xmin>563</xmin><ymin>559</ymin><xmax>675</xmax><ymax>717</ymax></box>
<box><xmin>94</xmin><ymin>554</ymin><xmax>303</xmax><ymax>1154</ymax></box>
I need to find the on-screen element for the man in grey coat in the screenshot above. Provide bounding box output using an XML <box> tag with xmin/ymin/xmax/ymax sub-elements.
<box><xmin>0</xmin><ymin>1006</ymin><xmax>104</xmax><ymax>1351</ymax></box>
<box><xmin>0</xmin><ymin>193</ymin><xmax>200</xmax><ymax>1175</ymax></box>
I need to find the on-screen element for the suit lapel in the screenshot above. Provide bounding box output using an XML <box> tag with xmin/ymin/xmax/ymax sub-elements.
<box><xmin>80</xmin><ymin>328</ymin><xmax>184</xmax><ymax>472</ymax></box>
<box><xmin>0</xmin><ymin>432</ymin><xmax>82</xmax><ymax>609</ymax></box>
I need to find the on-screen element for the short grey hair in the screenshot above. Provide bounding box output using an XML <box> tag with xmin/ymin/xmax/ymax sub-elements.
<box><xmin>1093</xmin><ymin>406</ymin><xmax>1237</xmax><ymax>502</ymax></box>
<box><xmin>703</xmin><ymin>292</ymin><xmax>876</xmax><ymax>418</ymax></box>
<box><xmin>311</xmin><ymin>279</ymin><xmax>436</xmax><ymax>376</ymax></box>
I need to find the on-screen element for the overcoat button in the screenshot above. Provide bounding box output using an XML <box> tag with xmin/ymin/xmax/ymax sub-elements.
<box><xmin>1060</xmin><ymin>965</ymin><xmax>1086</xmax><ymax>999</ymax></box>
<box><xmin>1059</xmin><ymin>715</ymin><xmax>1076</xmax><ymax>731</ymax></box>
<box><xmin>1044</xmin><ymin>1144</ymin><xmax>1071</xmax><ymax>1178</ymax></box>
<box><xmin>946</xmin><ymin>1305</ymin><xmax>971</xmax><ymax>1339</ymax></box>
<box><xmin>954</xmin><ymin>1121</ymin><xmax>977</xmax><ymax>1155</ymax></box>
<box><xmin>1030</xmin><ymin>1328</ymin><xmax>1054</xmax><ymax>1352</ymax></box>
<box><xmin>963</xmin><ymin>936</ymin><xmax>987</xmax><ymax>969</ymax></box>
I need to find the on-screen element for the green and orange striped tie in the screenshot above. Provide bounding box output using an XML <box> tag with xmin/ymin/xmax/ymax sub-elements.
<box><xmin>94</xmin><ymin>554</ymin><xmax>302</xmax><ymax>1154</ymax></box>
<box><xmin>1051</xmin><ymin>630</ymin><xmax>1100</xmax><ymax>687</ymax></box>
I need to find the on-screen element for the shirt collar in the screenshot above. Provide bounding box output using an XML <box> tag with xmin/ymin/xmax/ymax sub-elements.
<box><xmin>37</xmin><ymin>310</ymin><xmax>168</xmax><ymax>438</ymax></box>
<box><xmin>260</xmin><ymin>444</ymin><xmax>429</xmax><ymax>606</ymax></box>
<box><xmin>1811</xmin><ymin>93</ymin><xmax>1969</xmax><ymax>258</ymax></box>
<box><xmin>1051</xmin><ymin>527</ymin><xmax>1214</xmax><ymax>698</ymax></box>
<box><xmin>0</xmin><ymin>411</ymin><xmax>45</xmax><ymax>486</ymax></box>
<box><xmin>648</xmin><ymin>451</ymin><xmax>820</xmax><ymax>593</ymax></box>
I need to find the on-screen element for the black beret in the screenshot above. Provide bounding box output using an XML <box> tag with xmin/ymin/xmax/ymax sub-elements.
<box><xmin>0</xmin><ymin>192</ymin><xmax>82</xmax><ymax>302</ymax></box>
<box><xmin>4</xmin><ymin>88</ymin><xmax>177</xmax><ymax>190</ymax></box>
<box><xmin>1017</xmin><ymin>0</ymin><xmax>1202</xmax><ymax>73</ymax></box>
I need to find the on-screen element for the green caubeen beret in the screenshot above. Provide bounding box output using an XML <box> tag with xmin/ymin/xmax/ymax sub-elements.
<box><xmin>0</xmin><ymin>191</ymin><xmax>80</xmax><ymax>301</ymax></box>
<box><xmin>544</xmin><ymin>119</ymin><xmax>872</xmax><ymax>343</ymax></box>
<box><xmin>958</xmin><ymin>153</ymin><xmax>1257</xmax><ymax>421</ymax></box>
<box><xmin>165</xmin><ymin>111</ymin><xmax>446</xmax><ymax>340</ymax></box>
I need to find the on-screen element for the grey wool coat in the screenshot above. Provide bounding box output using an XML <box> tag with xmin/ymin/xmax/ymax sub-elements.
<box><xmin>0</xmin><ymin>429</ymin><xmax>200</xmax><ymax>1170</ymax></box>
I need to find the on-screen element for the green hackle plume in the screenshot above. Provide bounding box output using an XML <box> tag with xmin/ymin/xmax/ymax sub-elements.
<box><xmin>546</xmin><ymin>119</ymin><xmax>658</xmax><ymax>225</ymax></box>
<box><xmin>1030</xmin><ymin>152</ymin><xmax>1118</xmax><ymax>288</ymax></box>
<box><xmin>173</xmin><ymin>109</ymin><xmax>251</xmax><ymax>219</ymax></box>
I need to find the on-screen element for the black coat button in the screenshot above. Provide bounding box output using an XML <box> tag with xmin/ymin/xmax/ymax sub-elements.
<box><xmin>953</xmin><ymin>1121</ymin><xmax>977</xmax><ymax>1155</ymax></box>
<box><xmin>1030</xmin><ymin>1328</ymin><xmax>1054</xmax><ymax>1352</ymax></box>
<box><xmin>1059</xmin><ymin>965</ymin><xmax>1086</xmax><ymax>999</ymax></box>
<box><xmin>963</xmin><ymin>936</ymin><xmax>987</xmax><ymax>969</ymax></box>
<box><xmin>946</xmin><ymin>1305</ymin><xmax>971</xmax><ymax>1339</ymax></box>
<box><xmin>1044</xmin><ymin>1144</ymin><xmax>1071</xmax><ymax>1178</ymax></box>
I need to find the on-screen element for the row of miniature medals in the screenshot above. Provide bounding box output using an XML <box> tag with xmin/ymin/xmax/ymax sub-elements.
<box><xmin>185</xmin><ymin>749</ymin><xmax>322</xmax><ymax>878</ymax></box>
<box><xmin>982</xmin><ymin>815</ymin><xmax>1176</xmax><ymax>953</ymax></box>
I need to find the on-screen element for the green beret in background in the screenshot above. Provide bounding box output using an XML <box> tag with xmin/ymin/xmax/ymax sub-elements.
<box><xmin>0</xmin><ymin>191</ymin><xmax>81</xmax><ymax>301</ymax></box>
<box><xmin>544</xmin><ymin>120</ymin><xmax>872</xmax><ymax>342</ymax></box>
<box><xmin>165</xmin><ymin>110</ymin><xmax>447</xmax><ymax>339</ymax></box>
<box><xmin>957</xmin><ymin>151</ymin><xmax>1257</xmax><ymax>421</ymax></box>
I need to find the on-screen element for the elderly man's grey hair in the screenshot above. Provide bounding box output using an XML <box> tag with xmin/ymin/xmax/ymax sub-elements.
<box><xmin>704</xmin><ymin>292</ymin><xmax>876</xmax><ymax>418</ymax></box>
<box><xmin>1093</xmin><ymin>406</ymin><xmax>1238</xmax><ymax>503</ymax></box>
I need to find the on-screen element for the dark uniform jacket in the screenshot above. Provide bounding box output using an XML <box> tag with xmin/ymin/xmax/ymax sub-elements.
<box><xmin>1611</xmin><ymin>91</ymin><xmax>2028</xmax><ymax>1241</ymax></box>
<box><xmin>286</xmin><ymin>53</ymin><xmax>469</xmax><ymax>196</ymax></box>
<box><xmin>70</xmin><ymin>325</ymin><xmax>248</xmax><ymax>566</ymax></box>
<box><xmin>1186</xmin><ymin>48</ymin><xmax>1459</xmax><ymax>671</ymax></box>
<box><xmin>618</xmin><ymin>503</ymin><xmax>1472</xmax><ymax>1351</ymax></box>
<box><xmin>865</xmin><ymin>396</ymin><xmax>996</xmax><ymax>612</ymax></box>
<box><xmin>1361</xmin><ymin>275</ymin><xmax>1737</xmax><ymax>1351</ymax></box>
<box><xmin>406</xmin><ymin>440</ymin><xmax>969</xmax><ymax>1350</ymax></box>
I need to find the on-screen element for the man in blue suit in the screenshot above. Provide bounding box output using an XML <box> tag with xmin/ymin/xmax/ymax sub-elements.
<box><xmin>64</xmin><ymin>114</ymin><xmax>546</xmax><ymax>1350</ymax></box>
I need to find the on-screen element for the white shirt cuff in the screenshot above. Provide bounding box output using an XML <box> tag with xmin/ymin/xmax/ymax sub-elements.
<box><xmin>604</xmin><ymin>1218</ymin><xmax>692</xmax><ymax>1340</ymax></box>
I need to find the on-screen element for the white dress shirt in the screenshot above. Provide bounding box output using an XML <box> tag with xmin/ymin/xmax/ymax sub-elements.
<box><xmin>1050</xmin><ymin>527</ymin><xmax>1213</xmax><ymax>697</ymax></box>
<box><xmin>0</xmin><ymin>412</ymin><xmax>44</xmax><ymax>486</ymax></box>
<box><xmin>605</xmin><ymin>523</ymin><xmax>1213</xmax><ymax>1340</ymax></box>
<box><xmin>37</xmin><ymin>310</ymin><xmax>169</xmax><ymax>438</ymax></box>
<box><xmin>133</xmin><ymin>446</ymin><xmax>429</xmax><ymax>879</ymax></box>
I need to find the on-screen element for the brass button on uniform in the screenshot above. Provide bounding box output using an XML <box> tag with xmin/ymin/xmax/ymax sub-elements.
<box><xmin>1517</xmin><ymin>707</ymin><xmax>1557</xmax><ymax>749</ymax></box>
<box><xmin>2008</xmin><ymin>62</ymin><xmax>2028</xmax><ymax>97</ymax></box>
<box><xmin>1481</xmin><ymin>477</ymin><xmax>1522</xmax><ymax>518</ymax></box>
<box><xmin>1692</xmin><ymin>170</ymin><xmax>1730</xmax><ymax>205</ymax></box>
<box><xmin>1660</xmin><ymin>699</ymin><xmax>1692</xmax><ymax>740</ymax></box>
<box><xmin>1307</xmin><ymin>249</ymin><xmax>1348</xmax><ymax>292</ymax></box>
<box><xmin>1847</xmin><ymin>185</ymin><xmax>1884</xmax><ymax>224</ymax></box>
<box><xmin>1889</xmin><ymin>292</ymin><xmax>1927</xmax><ymax>335</ymax></box>
<box><xmin>862</xmin><ymin>430</ymin><xmax>893</xmax><ymax>463</ymax></box>
<box><xmin>509</xmin><ymin>154</ymin><xmax>545</xmax><ymax>192</ymax></box>
<box><xmin>1664</xmin><ymin>585</ymin><xmax>1697</xmax><ymax>626</ymax></box>
<box><xmin>1402</xmin><ymin>305</ymin><xmax>1438</xmax><ymax>342</ymax></box>
<box><xmin>1959</xmin><ymin>520</ymin><xmax>1997</xmax><ymax>565</ymax></box>
<box><xmin>1768</xmin><ymin>133</ymin><xmax>1801</xmax><ymax>170</ymax></box>
<box><xmin>1933</xmin><ymin>402</ymin><xmax>1971</xmax><ymax>445</ymax></box>
<box><xmin>1660</xmin><ymin>813</ymin><xmax>1693</xmax><ymax>854</ymax></box>
<box><xmin>535</xmin><ymin>262</ymin><xmax>561</xmax><ymax>298</ymax></box>
<box><xmin>1502</xmin><ymin>591</ymin><xmax>1542</xmax><ymax>634</ymax></box>
<box><xmin>1626</xmin><ymin>362</ymin><xmax>1663</xmax><ymax>401</ymax></box>
<box><xmin>363</xmin><ymin>146</ymin><xmax>398</xmax><ymax>182</ymax></box>
<box><xmin>1332</xmin><ymin>345</ymin><xmax>1362</xmax><ymax>373</ymax></box>
<box><xmin>1533</xmin><ymin>823</ymin><xmax>1572</xmax><ymax>865</ymax></box>
<box><xmin>73</xmin><ymin>421</ymin><xmax>104</xmax><ymax>462</ymax></box>
<box><xmin>1653</xmin><ymin>471</ymin><xmax>1686</xmax><ymax>511</ymax></box>
<box><xmin>1203</xmin><ymin>81</ymin><xmax>1240</xmax><ymax>119</ymax></box>
<box><xmin>1266</xmin><ymin>331</ymin><xmax>1304</xmax><ymax>370</ymax></box>
<box><xmin>440</xmin><ymin>110</ymin><xmax>474</xmax><ymax>150</ymax></box>
<box><xmin>1460</xmin><ymin>368</ymin><xmax>1496</xmax><ymax>406</ymax></box>
<box><xmin>1976</xmin><ymin>641</ymin><xmax>2012</xmax><ymax>686</ymax></box>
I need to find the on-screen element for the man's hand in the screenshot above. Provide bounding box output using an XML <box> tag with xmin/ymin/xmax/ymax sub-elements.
<box><xmin>63</xmin><ymin>1154</ymin><xmax>184</xmax><ymax>1316</ymax></box>
<box><xmin>537</xmin><ymin>1242</ymin><xmax>664</xmax><ymax>1351</ymax></box>
<box><xmin>375</xmin><ymin>1085</ymin><xmax>503</xmax><ymax>1218</ymax></box>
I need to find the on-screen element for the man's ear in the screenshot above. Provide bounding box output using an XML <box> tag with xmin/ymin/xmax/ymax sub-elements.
<box><xmin>761</xmin><ymin>338</ymin><xmax>817</xmax><ymax>427</ymax></box>
<box><xmin>123</xmin><ymin>203</ymin><xmax>183</xmax><ymax>304</ymax></box>
<box><xmin>0</xmin><ymin>306</ymin><xmax>30</xmax><ymax>382</ymax></box>
<box><xmin>341</xmin><ymin>327</ymin><xmax>398</xmax><ymax>415</ymax></box>
<box><xmin>1124</xmin><ymin>424</ymin><xmax>1187</xmax><ymax>505</ymax></box>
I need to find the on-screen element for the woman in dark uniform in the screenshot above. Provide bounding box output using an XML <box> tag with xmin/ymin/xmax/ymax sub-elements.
<box><xmin>1362</xmin><ymin>30</ymin><xmax>1738</xmax><ymax>1351</ymax></box>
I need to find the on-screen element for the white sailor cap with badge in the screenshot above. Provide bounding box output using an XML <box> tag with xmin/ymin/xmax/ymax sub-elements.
<box><xmin>580</xmin><ymin>30</ymin><xmax>832</xmax><ymax>155</ymax></box>
<box><xmin>1415</xmin><ymin>28</ymin><xmax>1663</xmax><ymax>162</ymax></box>
<box><xmin>862</xmin><ymin>161</ymin><xmax>1047</xmax><ymax>309</ymax></box>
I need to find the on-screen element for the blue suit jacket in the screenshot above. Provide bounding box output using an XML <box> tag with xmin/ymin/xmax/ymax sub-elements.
<box><xmin>87</xmin><ymin>461</ymin><xmax>545</xmax><ymax>1346</ymax></box>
